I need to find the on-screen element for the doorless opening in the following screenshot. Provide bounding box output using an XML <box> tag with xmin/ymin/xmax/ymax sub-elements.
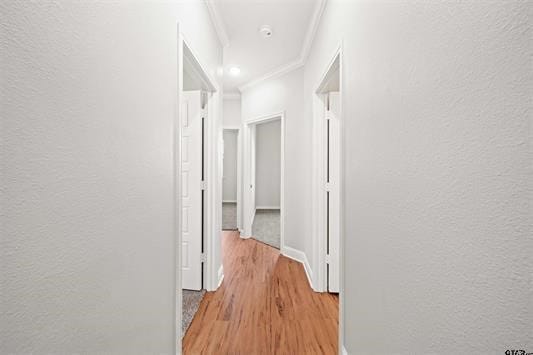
<box><xmin>222</xmin><ymin>128</ymin><xmax>240</xmax><ymax>231</ymax></box>
<box><xmin>242</xmin><ymin>112</ymin><xmax>285</xmax><ymax>253</ymax></box>
<box><xmin>176</xmin><ymin>27</ymin><xmax>220</xmax><ymax>350</ymax></box>
<box><xmin>312</xmin><ymin>45</ymin><xmax>343</xmax><ymax>351</ymax></box>
<box><xmin>315</xmin><ymin>51</ymin><xmax>341</xmax><ymax>293</ymax></box>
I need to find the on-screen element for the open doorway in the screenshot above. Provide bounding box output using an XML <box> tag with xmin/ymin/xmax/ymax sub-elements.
<box><xmin>252</xmin><ymin>119</ymin><xmax>282</xmax><ymax>249</ymax></box>
<box><xmin>176</xmin><ymin>30</ymin><xmax>220</xmax><ymax>347</ymax></box>
<box><xmin>222</xmin><ymin>128</ymin><xmax>240</xmax><ymax>231</ymax></box>
<box><xmin>312</xmin><ymin>45</ymin><xmax>343</xmax><ymax>350</ymax></box>
<box><xmin>312</xmin><ymin>44</ymin><xmax>343</xmax><ymax>314</ymax></box>
<box><xmin>243</xmin><ymin>113</ymin><xmax>285</xmax><ymax>250</ymax></box>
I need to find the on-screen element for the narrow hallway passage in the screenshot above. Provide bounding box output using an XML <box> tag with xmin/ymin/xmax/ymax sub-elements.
<box><xmin>183</xmin><ymin>231</ymin><xmax>338</xmax><ymax>354</ymax></box>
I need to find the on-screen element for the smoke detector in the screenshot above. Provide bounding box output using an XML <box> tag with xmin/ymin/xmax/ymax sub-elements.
<box><xmin>259</xmin><ymin>25</ymin><xmax>273</xmax><ymax>38</ymax></box>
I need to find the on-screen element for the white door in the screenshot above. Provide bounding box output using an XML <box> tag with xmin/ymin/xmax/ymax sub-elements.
<box><xmin>327</xmin><ymin>92</ymin><xmax>340</xmax><ymax>293</ymax></box>
<box><xmin>181</xmin><ymin>90</ymin><xmax>204</xmax><ymax>291</ymax></box>
<box><xmin>249</xmin><ymin>125</ymin><xmax>257</xmax><ymax>228</ymax></box>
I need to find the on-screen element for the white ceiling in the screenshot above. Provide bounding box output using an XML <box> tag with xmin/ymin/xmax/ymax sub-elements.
<box><xmin>209</xmin><ymin>0</ymin><xmax>322</xmax><ymax>94</ymax></box>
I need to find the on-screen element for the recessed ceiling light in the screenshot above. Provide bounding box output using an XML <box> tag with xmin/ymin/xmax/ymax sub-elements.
<box><xmin>229</xmin><ymin>67</ymin><xmax>241</xmax><ymax>76</ymax></box>
<box><xmin>259</xmin><ymin>25</ymin><xmax>273</xmax><ymax>38</ymax></box>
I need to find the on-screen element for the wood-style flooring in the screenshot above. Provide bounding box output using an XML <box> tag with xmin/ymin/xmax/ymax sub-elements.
<box><xmin>183</xmin><ymin>231</ymin><xmax>339</xmax><ymax>354</ymax></box>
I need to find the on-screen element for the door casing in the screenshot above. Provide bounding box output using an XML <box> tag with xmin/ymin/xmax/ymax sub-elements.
<box><xmin>222</xmin><ymin>127</ymin><xmax>242</xmax><ymax>231</ymax></box>
<box><xmin>242</xmin><ymin>112</ymin><xmax>285</xmax><ymax>253</ymax></box>
<box><xmin>311</xmin><ymin>43</ymin><xmax>345</xmax><ymax>353</ymax></box>
<box><xmin>176</xmin><ymin>23</ymin><xmax>221</xmax><ymax>350</ymax></box>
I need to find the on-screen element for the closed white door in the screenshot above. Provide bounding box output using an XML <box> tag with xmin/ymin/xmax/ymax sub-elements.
<box><xmin>181</xmin><ymin>90</ymin><xmax>204</xmax><ymax>291</ymax></box>
<box><xmin>327</xmin><ymin>92</ymin><xmax>340</xmax><ymax>293</ymax></box>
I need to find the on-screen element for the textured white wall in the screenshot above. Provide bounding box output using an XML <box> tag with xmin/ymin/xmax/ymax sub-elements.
<box><xmin>255</xmin><ymin>119</ymin><xmax>281</xmax><ymax>208</ymax></box>
<box><xmin>305</xmin><ymin>1</ymin><xmax>532</xmax><ymax>352</ymax></box>
<box><xmin>223</xmin><ymin>130</ymin><xmax>238</xmax><ymax>201</ymax></box>
<box><xmin>241</xmin><ymin>68</ymin><xmax>310</xmax><ymax>251</ymax></box>
<box><xmin>223</xmin><ymin>98</ymin><xmax>242</xmax><ymax>128</ymax></box>
<box><xmin>0</xmin><ymin>1</ymin><xmax>221</xmax><ymax>353</ymax></box>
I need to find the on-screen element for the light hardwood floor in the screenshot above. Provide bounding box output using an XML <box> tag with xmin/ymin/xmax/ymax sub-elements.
<box><xmin>183</xmin><ymin>231</ymin><xmax>339</xmax><ymax>354</ymax></box>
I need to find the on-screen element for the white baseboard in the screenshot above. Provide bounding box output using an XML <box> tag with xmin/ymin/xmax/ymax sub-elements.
<box><xmin>256</xmin><ymin>205</ymin><xmax>280</xmax><ymax>210</ymax></box>
<box><xmin>222</xmin><ymin>200</ymin><xmax>237</xmax><ymax>203</ymax></box>
<box><xmin>342</xmin><ymin>346</ymin><xmax>348</xmax><ymax>355</ymax></box>
<box><xmin>281</xmin><ymin>245</ymin><xmax>314</xmax><ymax>290</ymax></box>
<box><xmin>217</xmin><ymin>265</ymin><xmax>224</xmax><ymax>288</ymax></box>
<box><xmin>240</xmin><ymin>234</ymin><xmax>251</xmax><ymax>239</ymax></box>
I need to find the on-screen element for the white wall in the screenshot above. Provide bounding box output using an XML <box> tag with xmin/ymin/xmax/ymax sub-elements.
<box><xmin>305</xmin><ymin>1</ymin><xmax>532</xmax><ymax>353</ymax></box>
<box><xmin>241</xmin><ymin>68</ymin><xmax>309</xmax><ymax>251</ymax></box>
<box><xmin>223</xmin><ymin>130</ymin><xmax>238</xmax><ymax>202</ymax></box>
<box><xmin>223</xmin><ymin>98</ymin><xmax>242</xmax><ymax>128</ymax></box>
<box><xmin>0</xmin><ymin>1</ymin><xmax>222</xmax><ymax>353</ymax></box>
<box><xmin>255</xmin><ymin>119</ymin><xmax>281</xmax><ymax>208</ymax></box>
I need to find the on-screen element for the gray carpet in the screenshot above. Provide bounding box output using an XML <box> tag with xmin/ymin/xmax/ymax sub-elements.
<box><xmin>222</xmin><ymin>202</ymin><xmax>238</xmax><ymax>230</ymax></box>
<box><xmin>252</xmin><ymin>209</ymin><xmax>280</xmax><ymax>249</ymax></box>
<box><xmin>182</xmin><ymin>289</ymin><xmax>205</xmax><ymax>336</ymax></box>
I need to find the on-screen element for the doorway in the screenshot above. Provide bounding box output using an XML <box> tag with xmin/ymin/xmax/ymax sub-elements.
<box><xmin>252</xmin><ymin>119</ymin><xmax>282</xmax><ymax>248</ymax></box>
<box><xmin>313</xmin><ymin>48</ymin><xmax>342</xmax><ymax>294</ymax></box>
<box><xmin>222</xmin><ymin>128</ymin><xmax>240</xmax><ymax>231</ymax></box>
<box><xmin>176</xmin><ymin>29</ymin><xmax>220</xmax><ymax>347</ymax></box>
<box><xmin>243</xmin><ymin>113</ymin><xmax>285</xmax><ymax>251</ymax></box>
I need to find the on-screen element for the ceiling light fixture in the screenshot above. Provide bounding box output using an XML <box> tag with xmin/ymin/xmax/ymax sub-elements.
<box><xmin>259</xmin><ymin>25</ymin><xmax>273</xmax><ymax>38</ymax></box>
<box><xmin>229</xmin><ymin>66</ymin><xmax>241</xmax><ymax>76</ymax></box>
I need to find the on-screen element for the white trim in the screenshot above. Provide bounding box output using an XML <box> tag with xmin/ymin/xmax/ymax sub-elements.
<box><xmin>342</xmin><ymin>346</ymin><xmax>349</xmax><ymax>355</ymax></box>
<box><xmin>312</xmin><ymin>44</ymin><xmax>342</xmax><ymax>293</ymax></box>
<box><xmin>281</xmin><ymin>246</ymin><xmax>314</xmax><ymax>291</ymax></box>
<box><xmin>238</xmin><ymin>59</ymin><xmax>304</xmax><ymax>92</ymax></box>
<box><xmin>236</xmin><ymin>129</ymin><xmax>242</xmax><ymax>231</ymax></box>
<box><xmin>217</xmin><ymin>265</ymin><xmax>224</xmax><ymax>288</ymax></box>
<box><xmin>176</xmin><ymin>23</ymin><xmax>222</xmax><ymax>348</ymax></box>
<box><xmin>223</xmin><ymin>92</ymin><xmax>241</xmax><ymax>100</ymax></box>
<box><xmin>242</xmin><ymin>113</ymin><xmax>285</xmax><ymax>249</ymax></box>
<box><xmin>205</xmin><ymin>0</ymin><xmax>230</xmax><ymax>48</ymax></box>
<box><xmin>300</xmin><ymin>0</ymin><xmax>327</xmax><ymax>61</ymax></box>
<box><xmin>175</xmin><ymin>22</ymin><xmax>183</xmax><ymax>355</ymax></box>
<box><xmin>223</xmin><ymin>125</ymin><xmax>241</xmax><ymax>130</ymax></box>
<box><xmin>238</xmin><ymin>0</ymin><xmax>327</xmax><ymax>92</ymax></box>
<box><xmin>245</xmin><ymin>111</ymin><xmax>284</xmax><ymax>125</ymax></box>
<box><xmin>222</xmin><ymin>200</ymin><xmax>237</xmax><ymax>203</ymax></box>
<box><xmin>251</xmin><ymin>207</ymin><xmax>257</xmax><ymax>227</ymax></box>
<box><xmin>311</xmin><ymin>42</ymin><xmax>345</xmax><ymax>355</ymax></box>
<box><xmin>181</xmin><ymin>36</ymin><xmax>219</xmax><ymax>92</ymax></box>
<box><xmin>255</xmin><ymin>206</ymin><xmax>280</xmax><ymax>210</ymax></box>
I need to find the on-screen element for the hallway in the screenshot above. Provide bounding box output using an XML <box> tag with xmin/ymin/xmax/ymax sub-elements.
<box><xmin>183</xmin><ymin>231</ymin><xmax>338</xmax><ymax>354</ymax></box>
<box><xmin>2</xmin><ymin>1</ymin><xmax>531</xmax><ymax>353</ymax></box>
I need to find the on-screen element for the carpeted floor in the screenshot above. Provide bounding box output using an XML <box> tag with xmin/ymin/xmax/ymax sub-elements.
<box><xmin>222</xmin><ymin>202</ymin><xmax>238</xmax><ymax>230</ymax></box>
<box><xmin>252</xmin><ymin>209</ymin><xmax>280</xmax><ymax>249</ymax></box>
<box><xmin>182</xmin><ymin>289</ymin><xmax>206</xmax><ymax>336</ymax></box>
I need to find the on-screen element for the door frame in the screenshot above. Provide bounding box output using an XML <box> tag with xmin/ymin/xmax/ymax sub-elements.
<box><xmin>242</xmin><ymin>112</ymin><xmax>285</xmax><ymax>252</ymax></box>
<box><xmin>311</xmin><ymin>43</ymin><xmax>345</xmax><ymax>351</ymax></box>
<box><xmin>222</xmin><ymin>127</ymin><xmax>242</xmax><ymax>231</ymax></box>
<box><xmin>176</xmin><ymin>23</ymin><xmax>221</xmax><ymax>350</ymax></box>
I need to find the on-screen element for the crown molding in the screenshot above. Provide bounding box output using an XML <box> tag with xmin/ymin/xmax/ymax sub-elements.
<box><xmin>300</xmin><ymin>0</ymin><xmax>327</xmax><ymax>61</ymax></box>
<box><xmin>238</xmin><ymin>59</ymin><xmax>304</xmax><ymax>92</ymax></box>
<box><xmin>238</xmin><ymin>0</ymin><xmax>327</xmax><ymax>92</ymax></box>
<box><xmin>223</xmin><ymin>92</ymin><xmax>241</xmax><ymax>100</ymax></box>
<box><xmin>206</xmin><ymin>0</ymin><xmax>230</xmax><ymax>48</ymax></box>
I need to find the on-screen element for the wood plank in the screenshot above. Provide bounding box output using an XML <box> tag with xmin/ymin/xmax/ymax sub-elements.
<box><xmin>183</xmin><ymin>231</ymin><xmax>338</xmax><ymax>354</ymax></box>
